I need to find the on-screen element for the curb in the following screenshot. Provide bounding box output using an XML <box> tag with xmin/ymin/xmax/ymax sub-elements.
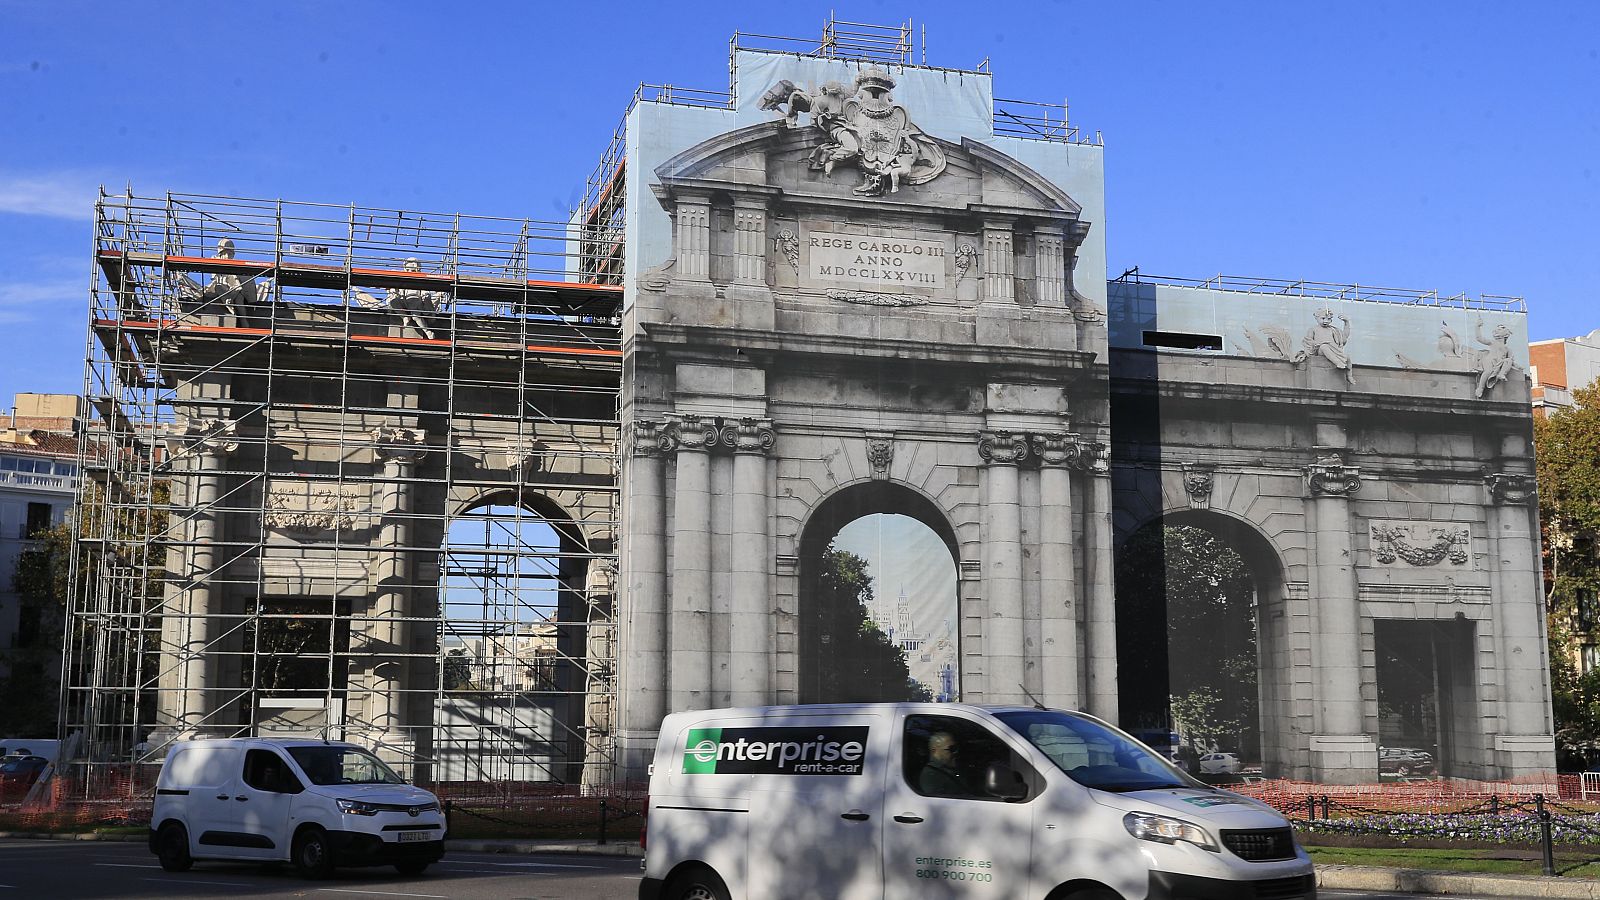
<box><xmin>1318</xmin><ymin>864</ymin><xmax>1600</xmax><ymax>898</ymax></box>
<box><xmin>445</xmin><ymin>839</ymin><xmax>643</xmax><ymax>858</ymax></box>
<box><xmin>0</xmin><ymin>830</ymin><xmax>145</xmax><ymax>842</ymax></box>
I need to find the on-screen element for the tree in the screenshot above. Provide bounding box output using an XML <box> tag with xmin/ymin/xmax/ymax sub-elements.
<box><xmin>810</xmin><ymin>547</ymin><xmax>930</xmax><ymax>702</ymax></box>
<box><xmin>1535</xmin><ymin>384</ymin><xmax>1600</xmax><ymax>757</ymax></box>
<box><xmin>443</xmin><ymin>647</ymin><xmax>476</xmax><ymax>693</ymax></box>
<box><xmin>0</xmin><ymin>522</ymin><xmax>74</xmax><ymax>736</ymax></box>
<box><xmin>1115</xmin><ymin>523</ymin><xmax>1258</xmax><ymax>757</ymax></box>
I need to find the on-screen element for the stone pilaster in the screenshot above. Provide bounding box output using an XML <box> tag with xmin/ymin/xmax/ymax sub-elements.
<box><xmin>366</xmin><ymin>426</ymin><xmax>427</xmax><ymax>742</ymax></box>
<box><xmin>668</xmin><ymin>414</ymin><xmax>719</xmax><ymax>712</ymax></box>
<box><xmin>1035</xmin><ymin>433</ymin><xmax>1080</xmax><ymax>709</ymax></box>
<box><xmin>725</xmin><ymin>417</ymin><xmax>775</xmax><ymax>706</ymax></box>
<box><xmin>982</xmin><ymin>222</ymin><xmax>1015</xmax><ymax>305</ymax></box>
<box><xmin>172</xmin><ymin>419</ymin><xmax>239</xmax><ymax>736</ymax></box>
<box><xmin>1082</xmin><ymin>441</ymin><xmax>1118</xmax><ymax>722</ymax></box>
<box><xmin>620</xmin><ymin>419</ymin><xmax>672</xmax><ymax>771</ymax></box>
<box><xmin>978</xmin><ymin>430</ymin><xmax>1027</xmax><ymax>703</ymax></box>
<box><xmin>1303</xmin><ymin>449</ymin><xmax>1377</xmax><ymax>782</ymax></box>
<box><xmin>1485</xmin><ymin>470</ymin><xmax>1556</xmax><ymax>773</ymax></box>
<box><xmin>674</xmin><ymin>195</ymin><xmax>713</xmax><ymax>282</ymax></box>
<box><xmin>732</xmin><ymin>201</ymin><xmax>768</xmax><ymax>287</ymax></box>
<box><xmin>1034</xmin><ymin>227</ymin><xmax>1066</xmax><ymax>308</ymax></box>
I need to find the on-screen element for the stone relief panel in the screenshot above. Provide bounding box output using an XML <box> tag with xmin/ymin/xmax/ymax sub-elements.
<box><xmin>1368</xmin><ymin>520</ymin><xmax>1472</xmax><ymax>568</ymax></box>
<box><xmin>264</xmin><ymin>480</ymin><xmax>367</xmax><ymax>536</ymax></box>
<box><xmin>760</xmin><ymin>66</ymin><xmax>948</xmax><ymax>196</ymax></box>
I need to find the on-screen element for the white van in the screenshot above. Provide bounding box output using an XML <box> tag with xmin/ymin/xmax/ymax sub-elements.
<box><xmin>149</xmin><ymin>738</ymin><xmax>445</xmax><ymax>878</ymax></box>
<box><xmin>639</xmin><ymin>704</ymin><xmax>1313</xmax><ymax>900</ymax></box>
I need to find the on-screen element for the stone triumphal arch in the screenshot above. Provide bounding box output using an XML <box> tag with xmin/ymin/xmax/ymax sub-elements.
<box><xmin>614</xmin><ymin>45</ymin><xmax>1553</xmax><ymax>784</ymax></box>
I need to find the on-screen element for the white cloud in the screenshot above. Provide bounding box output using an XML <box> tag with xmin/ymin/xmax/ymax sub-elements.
<box><xmin>0</xmin><ymin>275</ymin><xmax>86</xmax><ymax>324</ymax></box>
<box><xmin>0</xmin><ymin>171</ymin><xmax>104</xmax><ymax>220</ymax></box>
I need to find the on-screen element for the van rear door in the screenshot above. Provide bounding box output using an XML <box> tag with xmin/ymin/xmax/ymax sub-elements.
<box><xmin>174</xmin><ymin>745</ymin><xmax>244</xmax><ymax>855</ymax></box>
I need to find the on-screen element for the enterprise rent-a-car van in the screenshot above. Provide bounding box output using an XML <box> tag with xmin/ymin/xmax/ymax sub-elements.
<box><xmin>640</xmin><ymin>704</ymin><xmax>1313</xmax><ymax>900</ymax></box>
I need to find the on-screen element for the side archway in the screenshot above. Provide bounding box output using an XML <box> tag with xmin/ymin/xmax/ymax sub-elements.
<box><xmin>434</xmin><ymin>489</ymin><xmax>592</xmax><ymax>783</ymax></box>
<box><xmin>797</xmin><ymin>481</ymin><xmax>962</xmax><ymax>704</ymax></box>
<box><xmin>1114</xmin><ymin>507</ymin><xmax>1292</xmax><ymax>778</ymax></box>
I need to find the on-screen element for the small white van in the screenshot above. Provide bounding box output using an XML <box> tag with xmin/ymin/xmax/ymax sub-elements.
<box><xmin>640</xmin><ymin>704</ymin><xmax>1313</xmax><ymax>900</ymax></box>
<box><xmin>149</xmin><ymin>737</ymin><xmax>445</xmax><ymax>878</ymax></box>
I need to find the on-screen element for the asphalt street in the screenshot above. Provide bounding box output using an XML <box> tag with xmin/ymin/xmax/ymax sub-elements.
<box><xmin>0</xmin><ymin>841</ymin><xmax>1527</xmax><ymax>900</ymax></box>
<box><xmin>0</xmin><ymin>838</ymin><xmax>642</xmax><ymax>899</ymax></box>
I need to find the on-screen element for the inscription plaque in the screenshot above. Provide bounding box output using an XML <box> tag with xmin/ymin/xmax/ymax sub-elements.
<box><xmin>806</xmin><ymin>230</ymin><xmax>945</xmax><ymax>289</ymax></box>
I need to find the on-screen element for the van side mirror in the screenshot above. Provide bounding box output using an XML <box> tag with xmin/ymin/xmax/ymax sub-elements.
<box><xmin>983</xmin><ymin>762</ymin><xmax>1027</xmax><ymax>801</ymax></box>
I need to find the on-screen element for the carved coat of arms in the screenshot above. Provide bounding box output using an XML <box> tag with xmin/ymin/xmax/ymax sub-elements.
<box><xmin>761</xmin><ymin>67</ymin><xmax>948</xmax><ymax>197</ymax></box>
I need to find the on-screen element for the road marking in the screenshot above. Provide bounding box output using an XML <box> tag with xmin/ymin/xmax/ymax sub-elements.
<box><xmin>94</xmin><ymin>862</ymin><xmax>161</xmax><ymax>869</ymax></box>
<box><xmin>144</xmin><ymin>877</ymin><xmax>251</xmax><ymax>887</ymax></box>
<box><xmin>476</xmin><ymin>861</ymin><xmax>603</xmax><ymax>869</ymax></box>
<box><xmin>316</xmin><ymin>883</ymin><xmax>448</xmax><ymax>890</ymax></box>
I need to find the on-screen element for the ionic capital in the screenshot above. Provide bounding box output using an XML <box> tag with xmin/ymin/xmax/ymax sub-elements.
<box><xmin>371</xmin><ymin>426</ymin><xmax>428</xmax><ymax>463</ymax></box>
<box><xmin>978</xmin><ymin>430</ymin><xmax>1029</xmax><ymax>466</ymax></box>
<box><xmin>667</xmin><ymin>414</ymin><xmax>720</xmax><ymax>453</ymax></box>
<box><xmin>171</xmin><ymin>417</ymin><xmax>239</xmax><ymax>458</ymax></box>
<box><xmin>631</xmin><ymin>419</ymin><xmax>676</xmax><ymax>457</ymax></box>
<box><xmin>1305</xmin><ymin>453</ymin><xmax>1361</xmax><ymax>497</ymax></box>
<box><xmin>1485</xmin><ymin>472</ymin><xmax>1537</xmax><ymax>505</ymax></box>
<box><xmin>721</xmin><ymin>417</ymin><xmax>776</xmax><ymax>455</ymax></box>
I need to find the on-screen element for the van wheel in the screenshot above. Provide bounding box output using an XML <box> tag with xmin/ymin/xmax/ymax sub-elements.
<box><xmin>395</xmin><ymin>861</ymin><xmax>429</xmax><ymax>876</ymax></box>
<box><xmin>665</xmin><ymin>864</ymin><xmax>730</xmax><ymax>900</ymax></box>
<box><xmin>156</xmin><ymin>823</ymin><xmax>193</xmax><ymax>872</ymax></box>
<box><xmin>293</xmin><ymin>827</ymin><xmax>336</xmax><ymax>879</ymax></box>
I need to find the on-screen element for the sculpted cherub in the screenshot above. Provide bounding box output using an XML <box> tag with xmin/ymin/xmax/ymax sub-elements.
<box><xmin>1296</xmin><ymin>307</ymin><xmax>1355</xmax><ymax>385</ymax></box>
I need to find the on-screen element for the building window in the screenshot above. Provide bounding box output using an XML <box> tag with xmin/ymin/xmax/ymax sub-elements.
<box><xmin>1584</xmin><ymin>645</ymin><xmax>1600</xmax><ymax>676</ymax></box>
<box><xmin>1580</xmin><ymin>588</ymin><xmax>1600</xmax><ymax>633</ymax></box>
<box><xmin>23</xmin><ymin>502</ymin><xmax>50</xmax><ymax>539</ymax></box>
<box><xmin>0</xmin><ymin>457</ymin><xmax>14</xmax><ymax>471</ymax></box>
<box><xmin>1142</xmin><ymin>330</ymin><xmax>1223</xmax><ymax>352</ymax></box>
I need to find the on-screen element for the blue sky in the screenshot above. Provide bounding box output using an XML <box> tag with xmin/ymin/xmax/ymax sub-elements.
<box><xmin>2</xmin><ymin>0</ymin><xmax>1596</xmax><ymax>399</ymax></box>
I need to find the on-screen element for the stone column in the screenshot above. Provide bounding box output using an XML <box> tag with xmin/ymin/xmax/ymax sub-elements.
<box><xmin>1304</xmin><ymin>449</ymin><xmax>1377</xmax><ymax>781</ymax></box>
<box><xmin>621</xmin><ymin>420</ymin><xmax>672</xmax><ymax>770</ymax></box>
<box><xmin>674</xmin><ymin>194</ymin><xmax>713</xmax><ymax>283</ymax></box>
<box><xmin>979</xmin><ymin>430</ymin><xmax>1027</xmax><ymax>703</ymax></box>
<box><xmin>1034</xmin><ymin>227</ymin><xmax>1067</xmax><ymax>308</ymax></box>
<box><xmin>669</xmin><ymin>415</ymin><xmax>719</xmax><ymax>711</ymax></box>
<box><xmin>367</xmin><ymin>426</ymin><xmax>427</xmax><ymax>743</ymax></box>
<box><xmin>726</xmin><ymin>417</ymin><xmax>775</xmax><ymax>706</ymax></box>
<box><xmin>175</xmin><ymin>419</ymin><xmax>238</xmax><ymax>735</ymax></box>
<box><xmin>731</xmin><ymin>201</ymin><xmax>768</xmax><ymax>287</ymax></box>
<box><xmin>1082</xmin><ymin>442</ymin><xmax>1118</xmax><ymax>721</ymax></box>
<box><xmin>982</xmin><ymin>221</ymin><xmax>1015</xmax><ymax>305</ymax></box>
<box><xmin>1036</xmin><ymin>433</ymin><xmax>1080</xmax><ymax>709</ymax></box>
<box><xmin>1486</xmin><ymin>471</ymin><xmax>1557</xmax><ymax>772</ymax></box>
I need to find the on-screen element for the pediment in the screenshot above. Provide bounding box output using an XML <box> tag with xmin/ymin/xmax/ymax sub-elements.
<box><xmin>654</xmin><ymin>120</ymin><xmax>1083</xmax><ymax>222</ymax></box>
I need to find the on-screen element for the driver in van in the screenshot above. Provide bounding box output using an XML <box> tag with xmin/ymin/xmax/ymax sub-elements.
<box><xmin>919</xmin><ymin>731</ymin><xmax>964</xmax><ymax>796</ymax></box>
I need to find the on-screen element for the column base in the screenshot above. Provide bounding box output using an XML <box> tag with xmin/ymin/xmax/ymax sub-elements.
<box><xmin>1308</xmin><ymin>734</ymin><xmax>1378</xmax><ymax>784</ymax></box>
<box><xmin>1494</xmin><ymin>734</ymin><xmax>1557</xmax><ymax>782</ymax></box>
<box><xmin>617</xmin><ymin>730</ymin><xmax>661</xmax><ymax>785</ymax></box>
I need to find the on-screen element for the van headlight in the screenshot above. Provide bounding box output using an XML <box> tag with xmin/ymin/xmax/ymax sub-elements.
<box><xmin>1123</xmin><ymin>812</ymin><xmax>1219</xmax><ymax>851</ymax></box>
<box><xmin>337</xmin><ymin>799</ymin><xmax>380</xmax><ymax>816</ymax></box>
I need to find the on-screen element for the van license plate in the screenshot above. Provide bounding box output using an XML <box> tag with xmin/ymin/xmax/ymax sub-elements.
<box><xmin>398</xmin><ymin>831</ymin><xmax>431</xmax><ymax>843</ymax></box>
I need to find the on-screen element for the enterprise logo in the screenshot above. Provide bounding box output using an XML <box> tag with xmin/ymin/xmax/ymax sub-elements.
<box><xmin>682</xmin><ymin>726</ymin><xmax>870</xmax><ymax>776</ymax></box>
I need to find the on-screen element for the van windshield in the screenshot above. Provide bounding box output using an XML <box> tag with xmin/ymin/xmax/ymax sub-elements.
<box><xmin>287</xmin><ymin>746</ymin><xmax>405</xmax><ymax>786</ymax></box>
<box><xmin>995</xmin><ymin>710</ymin><xmax>1201</xmax><ymax>793</ymax></box>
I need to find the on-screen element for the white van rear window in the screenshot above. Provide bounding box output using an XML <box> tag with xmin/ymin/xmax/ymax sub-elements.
<box><xmin>168</xmin><ymin>747</ymin><xmax>234</xmax><ymax>789</ymax></box>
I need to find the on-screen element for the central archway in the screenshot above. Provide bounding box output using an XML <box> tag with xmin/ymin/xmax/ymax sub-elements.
<box><xmin>797</xmin><ymin>482</ymin><xmax>961</xmax><ymax>704</ymax></box>
<box><xmin>1115</xmin><ymin>509</ymin><xmax>1288</xmax><ymax>778</ymax></box>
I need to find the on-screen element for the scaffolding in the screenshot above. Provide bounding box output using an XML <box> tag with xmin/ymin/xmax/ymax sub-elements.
<box><xmin>65</xmin><ymin>190</ymin><xmax>624</xmax><ymax>795</ymax></box>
